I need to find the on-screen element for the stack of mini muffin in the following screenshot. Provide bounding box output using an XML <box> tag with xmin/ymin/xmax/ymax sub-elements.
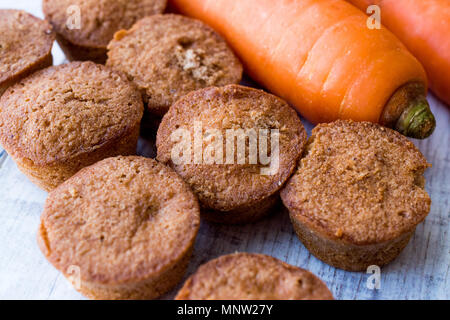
<box><xmin>0</xmin><ymin>0</ymin><xmax>431</xmax><ymax>300</ymax></box>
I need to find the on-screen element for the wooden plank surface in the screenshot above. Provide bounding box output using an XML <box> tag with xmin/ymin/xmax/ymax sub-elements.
<box><xmin>0</xmin><ymin>1</ymin><xmax>448</xmax><ymax>300</ymax></box>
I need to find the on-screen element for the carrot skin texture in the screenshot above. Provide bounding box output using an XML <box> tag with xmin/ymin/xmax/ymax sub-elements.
<box><xmin>169</xmin><ymin>0</ymin><xmax>427</xmax><ymax>124</ymax></box>
<box><xmin>347</xmin><ymin>0</ymin><xmax>450</xmax><ymax>106</ymax></box>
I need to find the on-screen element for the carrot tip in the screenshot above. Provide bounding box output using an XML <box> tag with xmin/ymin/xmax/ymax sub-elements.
<box><xmin>395</xmin><ymin>96</ymin><xmax>436</xmax><ymax>139</ymax></box>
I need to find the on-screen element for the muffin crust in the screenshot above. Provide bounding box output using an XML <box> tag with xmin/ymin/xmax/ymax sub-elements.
<box><xmin>0</xmin><ymin>10</ymin><xmax>54</xmax><ymax>96</ymax></box>
<box><xmin>281</xmin><ymin>120</ymin><xmax>431</xmax><ymax>270</ymax></box>
<box><xmin>43</xmin><ymin>0</ymin><xmax>167</xmax><ymax>63</ymax></box>
<box><xmin>0</xmin><ymin>61</ymin><xmax>143</xmax><ymax>190</ymax></box>
<box><xmin>107</xmin><ymin>14</ymin><xmax>243</xmax><ymax>116</ymax></box>
<box><xmin>176</xmin><ymin>253</ymin><xmax>334</xmax><ymax>300</ymax></box>
<box><xmin>38</xmin><ymin>156</ymin><xmax>200</xmax><ymax>299</ymax></box>
<box><xmin>157</xmin><ymin>85</ymin><xmax>306</xmax><ymax>224</ymax></box>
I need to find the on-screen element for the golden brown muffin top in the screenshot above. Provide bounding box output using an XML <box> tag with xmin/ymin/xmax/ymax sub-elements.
<box><xmin>0</xmin><ymin>10</ymin><xmax>54</xmax><ymax>83</ymax></box>
<box><xmin>156</xmin><ymin>85</ymin><xmax>306</xmax><ymax>212</ymax></box>
<box><xmin>107</xmin><ymin>14</ymin><xmax>243</xmax><ymax>115</ymax></box>
<box><xmin>176</xmin><ymin>253</ymin><xmax>334</xmax><ymax>300</ymax></box>
<box><xmin>281</xmin><ymin>120</ymin><xmax>431</xmax><ymax>245</ymax></box>
<box><xmin>43</xmin><ymin>0</ymin><xmax>166</xmax><ymax>48</ymax></box>
<box><xmin>38</xmin><ymin>156</ymin><xmax>200</xmax><ymax>285</ymax></box>
<box><xmin>0</xmin><ymin>61</ymin><xmax>143</xmax><ymax>166</ymax></box>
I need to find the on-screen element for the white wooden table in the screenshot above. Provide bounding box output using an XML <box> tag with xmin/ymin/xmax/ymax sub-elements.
<box><xmin>0</xmin><ymin>1</ymin><xmax>448</xmax><ymax>300</ymax></box>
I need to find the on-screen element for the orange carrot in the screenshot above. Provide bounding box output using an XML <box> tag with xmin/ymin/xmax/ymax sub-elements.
<box><xmin>347</xmin><ymin>0</ymin><xmax>450</xmax><ymax>106</ymax></box>
<box><xmin>170</xmin><ymin>0</ymin><xmax>436</xmax><ymax>138</ymax></box>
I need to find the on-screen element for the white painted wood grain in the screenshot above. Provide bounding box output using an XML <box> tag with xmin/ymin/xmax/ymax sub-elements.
<box><xmin>0</xmin><ymin>0</ymin><xmax>448</xmax><ymax>300</ymax></box>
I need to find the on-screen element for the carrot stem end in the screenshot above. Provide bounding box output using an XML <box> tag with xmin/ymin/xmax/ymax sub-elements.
<box><xmin>395</xmin><ymin>97</ymin><xmax>436</xmax><ymax>139</ymax></box>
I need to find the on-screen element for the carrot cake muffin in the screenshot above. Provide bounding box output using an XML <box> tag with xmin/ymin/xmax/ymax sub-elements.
<box><xmin>38</xmin><ymin>156</ymin><xmax>200</xmax><ymax>300</ymax></box>
<box><xmin>107</xmin><ymin>14</ymin><xmax>243</xmax><ymax>119</ymax></box>
<box><xmin>0</xmin><ymin>61</ymin><xmax>143</xmax><ymax>191</ymax></box>
<box><xmin>281</xmin><ymin>120</ymin><xmax>431</xmax><ymax>271</ymax></box>
<box><xmin>175</xmin><ymin>253</ymin><xmax>333</xmax><ymax>300</ymax></box>
<box><xmin>157</xmin><ymin>85</ymin><xmax>306</xmax><ymax>224</ymax></box>
<box><xmin>0</xmin><ymin>10</ymin><xmax>54</xmax><ymax>96</ymax></box>
<box><xmin>43</xmin><ymin>0</ymin><xmax>167</xmax><ymax>64</ymax></box>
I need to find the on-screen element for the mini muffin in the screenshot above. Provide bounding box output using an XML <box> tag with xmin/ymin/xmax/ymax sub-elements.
<box><xmin>38</xmin><ymin>156</ymin><xmax>200</xmax><ymax>300</ymax></box>
<box><xmin>281</xmin><ymin>120</ymin><xmax>431</xmax><ymax>271</ymax></box>
<box><xmin>107</xmin><ymin>14</ymin><xmax>243</xmax><ymax>120</ymax></box>
<box><xmin>0</xmin><ymin>10</ymin><xmax>54</xmax><ymax>96</ymax></box>
<box><xmin>175</xmin><ymin>253</ymin><xmax>333</xmax><ymax>300</ymax></box>
<box><xmin>43</xmin><ymin>0</ymin><xmax>167</xmax><ymax>64</ymax></box>
<box><xmin>157</xmin><ymin>85</ymin><xmax>306</xmax><ymax>224</ymax></box>
<box><xmin>0</xmin><ymin>61</ymin><xmax>143</xmax><ymax>191</ymax></box>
